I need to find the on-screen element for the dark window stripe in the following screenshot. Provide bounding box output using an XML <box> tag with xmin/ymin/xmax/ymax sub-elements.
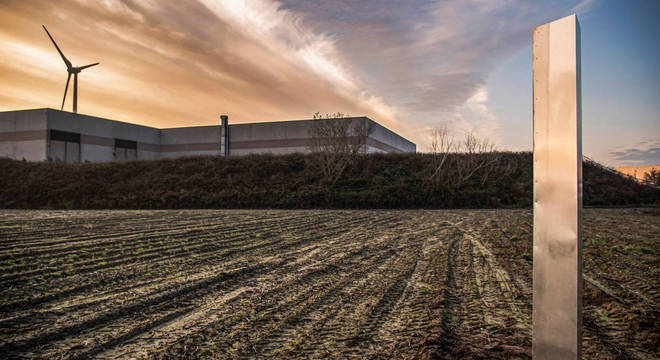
<box><xmin>115</xmin><ymin>138</ymin><xmax>137</xmax><ymax>149</ymax></box>
<box><xmin>50</xmin><ymin>130</ymin><xmax>80</xmax><ymax>143</ymax></box>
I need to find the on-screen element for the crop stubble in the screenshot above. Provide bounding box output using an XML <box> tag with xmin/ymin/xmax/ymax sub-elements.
<box><xmin>0</xmin><ymin>208</ymin><xmax>657</xmax><ymax>359</ymax></box>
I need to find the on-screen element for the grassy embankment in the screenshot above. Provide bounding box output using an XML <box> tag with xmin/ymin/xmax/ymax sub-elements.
<box><xmin>0</xmin><ymin>152</ymin><xmax>657</xmax><ymax>209</ymax></box>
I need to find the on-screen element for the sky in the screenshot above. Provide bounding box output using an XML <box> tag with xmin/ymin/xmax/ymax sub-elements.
<box><xmin>0</xmin><ymin>0</ymin><xmax>658</xmax><ymax>167</ymax></box>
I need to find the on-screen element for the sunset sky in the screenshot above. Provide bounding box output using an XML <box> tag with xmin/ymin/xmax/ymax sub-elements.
<box><xmin>0</xmin><ymin>0</ymin><xmax>658</xmax><ymax>166</ymax></box>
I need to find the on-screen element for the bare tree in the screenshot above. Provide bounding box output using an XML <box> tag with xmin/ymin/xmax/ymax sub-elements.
<box><xmin>428</xmin><ymin>125</ymin><xmax>454</xmax><ymax>186</ymax></box>
<box><xmin>462</xmin><ymin>131</ymin><xmax>495</xmax><ymax>154</ymax></box>
<box><xmin>427</xmin><ymin>127</ymin><xmax>498</xmax><ymax>188</ymax></box>
<box><xmin>456</xmin><ymin>131</ymin><xmax>497</xmax><ymax>186</ymax></box>
<box><xmin>308</xmin><ymin>112</ymin><xmax>374</xmax><ymax>187</ymax></box>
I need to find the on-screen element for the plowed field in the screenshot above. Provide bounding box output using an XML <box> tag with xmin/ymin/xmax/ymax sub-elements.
<box><xmin>0</xmin><ymin>209</ymin><xmax>657</xmax><ymax>359</ymax></box>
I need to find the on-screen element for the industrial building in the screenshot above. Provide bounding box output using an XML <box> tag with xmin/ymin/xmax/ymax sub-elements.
<box><xmin>0</xmin><ymin>108</ymin><xmax>415</xmax><ymax>163</ymax></box>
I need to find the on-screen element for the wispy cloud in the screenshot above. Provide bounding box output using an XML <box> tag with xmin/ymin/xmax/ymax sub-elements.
<box><xmin>0</xmin><ymin>0</ymin><xmax>398</xmax><ymax>129</ymax></box>
<box><xmin>609</xmin><ymin>139</ymin><xmax>660</xmax><ymax>165</ymax></box>
<box><xmin>0</xmin><ymin>0</ymin><xmax>585</xmax><ymax>146</ymax></box>
<box><xmin>277</xmin><ymin>0</ymin><xmax>585</xmax><ymax>147</ymax></box>
<box><xmin>610</xmin><ymin>148</ymin><xmax>660</xmax><ymax>163</ymax></box>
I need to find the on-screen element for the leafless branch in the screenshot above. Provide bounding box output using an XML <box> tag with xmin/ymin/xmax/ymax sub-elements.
<box><xmin>308</xmin><ymin>113</ymin><xmax>373</xmax><ymax>188</ymax></box>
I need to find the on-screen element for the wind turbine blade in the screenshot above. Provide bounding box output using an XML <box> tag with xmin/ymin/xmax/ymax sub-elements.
<box><xmin>42</xmin><ymin>25</ymin><xmax>72</xmax><ymax>69</ymax></box>
<box><xmin>61</xmin><ymin>73</ymin><xmax>71</xmax><ymax>110</ymax></box>
<box><xmin>78</xmin><ymin>62</ymin><xmax>99</xmax><ymax>70</ymax></box>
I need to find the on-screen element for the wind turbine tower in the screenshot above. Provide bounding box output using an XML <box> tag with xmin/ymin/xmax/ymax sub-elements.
<box><xmin>42</xmin><ymin>25</ymin><xmax>99</xmax><ymax>113</ymax></box>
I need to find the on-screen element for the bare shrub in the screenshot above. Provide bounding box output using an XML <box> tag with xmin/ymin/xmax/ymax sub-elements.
<box><xmin>427</xmin><ymin>127</ymin><xmax>497</xmax><ymax>188</ymax></box>
<box><xmin>428</xmin><ymin>125</ymin><xmax>454</xmax><ymax>186</ymax></box>
<box><xmin>456</xmin><ymin>131</ymin><xmax>498</xmax><ymax>186</ymax></box>
<box><xmin>462</xmin><ymin>132</ymin><xmax>496</xmax><ymax>154</ymax></box>
<box><xmin>308</xmin><ymin>112</ymin><xmax>373</xmax><ymax>187</ymax></box>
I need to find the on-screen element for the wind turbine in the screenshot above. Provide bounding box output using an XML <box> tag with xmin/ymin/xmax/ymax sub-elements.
<box><xmin>42</xmin><ymin>25</ymin><xmax>99</xmax><ymax>113</ymax></box>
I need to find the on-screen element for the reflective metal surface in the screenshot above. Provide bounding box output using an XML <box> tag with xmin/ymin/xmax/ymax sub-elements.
<box><xmin>532</xmin><ymin>14</ymin><xmax>582</xmax><ymax>360</ymax></box>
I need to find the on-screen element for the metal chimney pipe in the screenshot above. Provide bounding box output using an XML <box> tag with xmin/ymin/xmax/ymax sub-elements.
<box><xmin>220</xmin><ymin>115</ymin><xmax>229</xmax><ymax>156</ymax></box>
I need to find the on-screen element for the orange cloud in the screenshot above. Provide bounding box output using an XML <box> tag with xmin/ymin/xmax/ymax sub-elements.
<box><xmin>0</xmin><ymin>0</ymin><xmax>405</xmax><ymax>136</ymax></box>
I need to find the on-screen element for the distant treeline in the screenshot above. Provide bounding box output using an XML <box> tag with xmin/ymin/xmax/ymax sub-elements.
<box><xmin>0</xmin><ymin>153</ymin><xmax>657</xmax><ymax>209</ymax></box>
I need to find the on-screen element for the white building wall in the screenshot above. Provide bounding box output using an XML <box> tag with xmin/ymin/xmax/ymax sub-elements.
<box><xmin>229</xmin><ymin>117</ymin><xmax>415</xmax><ymax>155</ymax></box>
<box><xmin>0</xmin><ymin>109</ymin><xmax>48</xmax><ymax>161</ymax></box>
<box><xmin>158</xmin><ymin>150</ymin><xmax>222</xmax><ymax>159</ymax></box>
<box><xmin>9</xmin><ymin>139</ymin><xmax>47</xmax><ymax>161</ymax></box>
<box><xmin>1</xmin><ymin>110</ymin><xmax>415</xmax><ymax>162</ymax></box>
<box><xmin>228</xmin><ymin>118</ymin><xmax>341</xmax><ymax>155</ymax></box>
<box><xmin>230</xmin><ymin>146</ymin><xmax>308</xmax><ymax>156</ymax></box>
<box><xmin>159</xmin><ymin>126</ymin><xmax>223</xmax><ymax>158</ymax></box>
<box><xmin>47</xmin><ymin>110</ymin><xmax>161</xmax><ymax>162</ymax></box>
<box><xmin>79</xmin><ymin>143</ymin><xmax>114</xmax><ymax>162</ymax></box>
<box><xmin>137</xmin><ymin>150</ymin><xmax>160</xmax><ymax>161</ymax></box>
<box><xmin>367</xmin><ymin>119</ymin><xmax>416</xmax><ymax>153</ymax></box>
<box><xmin>365</xmin><ymin>145</ymin><xmax>385</xmax><ymax>154</ymax></box>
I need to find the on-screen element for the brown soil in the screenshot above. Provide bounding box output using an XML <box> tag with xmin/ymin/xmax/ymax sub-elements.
<box><xmin>0</xmin><ymin>208</ymin><xmax>657</xmax><ymax>359</ymax></box>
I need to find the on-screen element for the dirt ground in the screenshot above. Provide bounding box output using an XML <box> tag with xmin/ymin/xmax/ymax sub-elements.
<box><xmin>0</xmin><ymin>208</ymin><xmax>657</xmax><ymax>359</ymax></box>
